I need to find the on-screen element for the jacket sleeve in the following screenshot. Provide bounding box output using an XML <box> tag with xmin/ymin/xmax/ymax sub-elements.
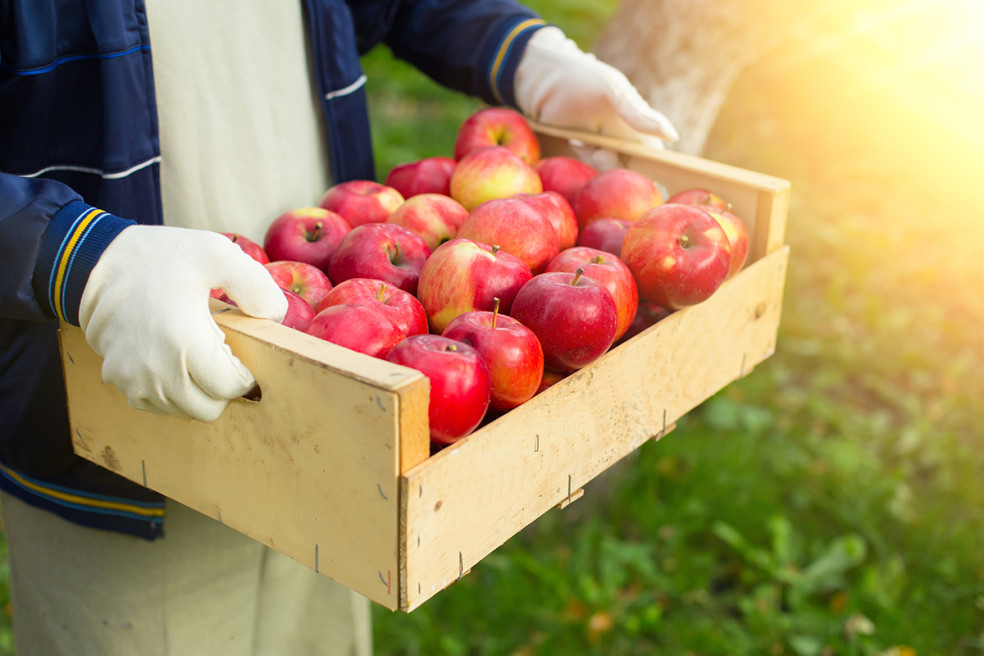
<box><xmin>347</xmin><ymin>0</ymin><xmax>547</xmax><ymax>109</ymax></box>
<box><xmin>0</xmin><ymin>173</ymin><xmax>134</xmax><ymax>325</ymax></box>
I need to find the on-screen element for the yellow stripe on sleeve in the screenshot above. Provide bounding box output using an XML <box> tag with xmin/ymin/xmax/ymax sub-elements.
<box><xmin>0</xmin><ymin>465</ymin><xmax>164</xmax><ymax>518</ymax></box>
<box><xmin>488</xmin><ymin>18</ymin><xmax>546</xmax><ymax>104</ymax></box>
<box><xmin>51</xmin><ymin>208</ymin><xmax>104</xmax><ymax>322</ymax></box>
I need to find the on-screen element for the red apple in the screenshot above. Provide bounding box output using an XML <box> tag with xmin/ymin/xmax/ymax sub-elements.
<box><xmin>618</xmin><ymin>300</ymin><xmax>673</xmax><ymax>343</ymax></box>
<box><xmin>449</xmin><ymin>146</ymin><xmax>542</xmax><ymax>212</ymax></box>
<box><xmin>318</xmin><ymin>180</ymin><xmax>405</xmax><ymax>228</ymax></box>
<box><xmin>666</xmin><ymin>187</ymin><xmax>730</xmax><ymax>211</ymax></box>
<box><xmin>535</xmin><ymin>369</ymin><xmax>568</xmax><ymax>395</ymax></box>
<box><xmin>278</xmin><ymin>288</ymin><xmax>316</xmax><ymax>332</ymax></box>
<box><xmin>705</xmin><ymin>207</ymin><xmax>750</xmax><ymax>277</ymax></box>
<box><xmin>264</xmin><ymin>260</ymin><xmax>333</xmax><ymax>310</ymax></box>
<box><xmin>328</xmin><ymin>223</ymin><xmax>432</xmax><ymax>295</ymax></box>
<box><xmin>620</xmin><ymin>203</ymin><xmax>732</xmax><ymax>310</ymax></box>
<box><xmin>576</xmin><ymin>217</ymin><xmax>632</xmax><ymax>256</ymax></box>
<box><xmin>210</xmin><ymin>287</ymin><xmax>314</xmax><ymax>332</ymax></box>
<box><xmin>514</xmin><ymin>191</ymin><xmax>579</xmax><ymax>251</ymax></box>
<box><xmin>385</xmin><ymin>193</ymin><xmax>469</xmax><ymax>252</ymax></box>
<box><xmin>315</xmin><ymin>277</ymin><xmax>428</xmax><ymax>337</ymax></box>
<box><xmin>573</xmin><ymin>168</ymin><xmax>664</xmax><ymax>229</ymax></box>
<box><xmin>416</xmin><ymin>238</ymin><xmax>533</xmax><ymax>333</ymax></box>
<box><xmin>306</xmin><ymin>303</ymin><xmax>406</xmax><ymax>359</ymax></box>
<box><xmin>219</xmin><ymin>232</ymin><xmax>269</xmax><ymax>264</ymax></box>
<box><xmin>456</xmin><ymin>196</ymin><xmax>559</xmax><ymax>274</ymax></box>
<box><xmin>453</xmin><ymin>107</ymin><xmax>540</xmax><ymax>165</ymax></box>
<box><xmin>534</xmin><ymin>156</ymin><xmax>598</xmax><ymax>207</ymax></box>
<box><xmin>384</xmin><ymin>156</ymin><xmax>457</xmax><ymax>198</ymax></box>
<box><xmin>510</xmin><ymin>269</ymin><xmax>619</xmax><ymax>373</ymax></box>
<box><xmin>263</xmin><ymin>207</ymin><xmax>350</xmax><ymax>272</ymax></box>
<box><xmin>385</xmin><ymin>334</ymin><xmax>492</xmax><ymax>445</ymax></box>
<box><xmin>545</xmin><ymin>246</ymin><xmax>639</xmax><ymax>342</ymax></box>
<box><xmin>442</xmin><ymin>300</ymin><xmax>544</xmax><ymax>412</ymax></box>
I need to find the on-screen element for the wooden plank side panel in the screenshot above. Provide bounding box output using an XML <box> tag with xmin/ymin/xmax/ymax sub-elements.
<box><xmin>400</xmin><ymin>246</ymin><xmax>789</xmax><ymax>611</ymax></box>
<box><xmin>60</xmin><ymin>309</ymin><xmax>429</xmax><ymax>610</ymax></box>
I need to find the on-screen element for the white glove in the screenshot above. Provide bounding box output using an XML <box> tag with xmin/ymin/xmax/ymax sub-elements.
<box><xmin>79</xmin><ymin>225</ymin><xmax>287</xmax><ymax>422</ymax></box>
<box><xmin>514</xmin><ymin>26</ymin><xmax>679</xmax><ymax>169</ymax></box>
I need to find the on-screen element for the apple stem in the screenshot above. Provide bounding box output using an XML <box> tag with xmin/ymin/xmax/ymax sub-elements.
<box><xmin>231</xmin><ymin>234</ymin><xmax>240</xmax><ymax>243</ymax></box>
<box><xmin>446</xmin><ymin>343</ymin><xmax>458</xmax><ymax>353</ymax></box>
<box><xmin>572</xmin><ymin>267</ymin><xmax>585</xmax><ymax>286</ymax></box>
<box><xmin>492</xmin><ymin>297</ymin><xmax>501</xmax><ymax>328</ymax></box>
<box><xmin>491</xmin><ymin>244</ymin><xmax>501</xmax><ymax>255</ymax></box>
<box><xmin>310</xmin><ymin>221</ymin><xmax>322</xmax><ymax>242</ymax></box>
<box><xmin>593</xmin><ymin>255</ymin><xmax>604</xmax><ymax>264</ymax></box>
<box><xmin>376</xmin><ymin>284</ymin><xmax>387</xmax><ymax>301</ymax></box>
<box><xmin>679</xmin><ymin>234</ymin><xmax>690</xmax><ymax>249</ymax></box>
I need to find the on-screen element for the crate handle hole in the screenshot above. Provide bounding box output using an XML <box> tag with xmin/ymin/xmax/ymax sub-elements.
<box><xmin>241</xmin><ymin>383</ymin><xmax>263</xmax><ymax>403</ymax></box>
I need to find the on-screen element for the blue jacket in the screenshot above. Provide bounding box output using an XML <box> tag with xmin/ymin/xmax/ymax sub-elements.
<box><xmin>0</xmin><ymin>0</ymin><xmax>545</xmax><ymax>539</ymax></box>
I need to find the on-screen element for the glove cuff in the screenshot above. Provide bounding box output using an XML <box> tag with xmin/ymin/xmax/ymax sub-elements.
<box><xmin>33</xmin><ymin>200</ymin><xmax>135</xmax><ymax>326</ymax></box>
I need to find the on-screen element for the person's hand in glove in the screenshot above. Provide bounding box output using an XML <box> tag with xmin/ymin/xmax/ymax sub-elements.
<box><xmin>514</xmin><ymin>26</ymin><xmax>678</xmax><ymax>168</ymax></box>
<box><xmin>79</xmin><ymin>225</ymin><xmax>287</xmax><ymax>422</ymax></box>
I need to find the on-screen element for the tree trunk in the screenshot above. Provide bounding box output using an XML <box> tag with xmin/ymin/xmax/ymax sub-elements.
<box><xmin>593</xmin><ymin>0</ymin><xmax>854</xmax><ymax>155</ymax></box>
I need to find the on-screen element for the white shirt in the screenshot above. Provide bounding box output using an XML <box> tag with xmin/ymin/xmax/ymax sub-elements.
<box><xmin>145</xmin><ymin>0</ymin><xmax>332</xmax><ymax>242</ymax></box>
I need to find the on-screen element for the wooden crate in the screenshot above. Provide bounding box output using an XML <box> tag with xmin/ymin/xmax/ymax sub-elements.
<box><xmin>59</xmin><ymin>127</ymin><xmax>790</xmax><ymax>612</ymax></box>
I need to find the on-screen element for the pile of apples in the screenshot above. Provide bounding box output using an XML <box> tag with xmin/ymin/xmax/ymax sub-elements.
<box><xmin>214</xmin><ymin>107</ymin><xmax>749</xmax><ymax>446</ymax></box>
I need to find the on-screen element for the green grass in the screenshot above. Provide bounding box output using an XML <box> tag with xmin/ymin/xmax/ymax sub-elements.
<box><xmin>3</xmin><ymin>3</ymin><xmax>982</xmax><ymax>654</ymax></box>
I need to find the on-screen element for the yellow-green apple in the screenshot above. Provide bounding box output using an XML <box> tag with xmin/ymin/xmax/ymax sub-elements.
<box><xmin>315</xmin><ymin>277</ymin><xmax>428</xmax><ymax>337</ymax></box>
<box><xmin>666</xmin><ymin>187</ymin><xmax>730</xmax><ymax>211</ymax></box>
<box><xmin>385</xmin><ymin>334</ymin><xmax>492</xmax><ymax>445</ymax></box>
<box><xmin>219</xmin><ymin>232</ymin><xmax>269</xmax><ymax>264</ymax></box>
<box><xmin>416</xmin><ymin>238</ymin><xmax>533</xmax><ymax>333</ymax></box>
<box><xmin>514</xmin><ymin>191</ymin><xmax>578</xmax><ymax>251</ymax></box>
<box><xmin>576</xmin><ymin>217</ymin><xmax>632</xmax><ymax>256</ymax></box>
<box><xmin>318</xmin><ymin>180</ymin><xmax>405</xmax><ymax>227</ymax></box>
<box><xmin>534</xmin><ymin>156</ymin><xmax>598</xmax><ymax>207</ymax></box>
<box><xmin>618</xmin><ymin>300</ymin><xmax>673</xmax><ymax>344</ymax></box>
<box><xmin>510</xmin><ymin>268</ymin><xmax>619</xmax><ymax>373</ymax></box>
<box><xmin>704</xmin><ymin>207</ymin><xmax>750</xmax><ymax>277</ymax></box>
<box><xmin>449</xmin><ymin>146</ymin><xmax>542</xmax><ymax>212</ymax></box>
<box><xmin>328</xmin><ymin>223</ymin><xmax>431</xmax><ymax>295</ymax></box>
<box><xmin>545</xmin><ymin>246</ymin><xmax>639</xmax><ymax>342</ymax></box>
<box><xmin>384</xmin><ymin>156</ymin><xmax>457</xmax><ymax>198</ymax></box>
<box><xmin>263</xmin><ymin>260</ymin><xmax>333</xmax><ymax>310</ymax></box>
<box><xmin>573</xmin><ymin>168</ymin><xmax>664</xmax><ymax>229</ymax></box>
<box><xmin>453</xmin><ymin>107</ymin><xmax>540</xmax><ymax>165</ymax></box>
<box><xmin>306</xmin><ymin>303</ymin><xmax>406</xmax><ymax>359</ymax></box>
<box><xmin>621</xmin><ymin>203</ymin><xmax>732</xmax><ymax>310</ymax></box>
<box><xmin>385</xmin><ymin>193</ymin><xmax>469</xmax><ymax>251</ymax></box>
<box><xmin>441</xmin><ymin>300</ymin><xmax>544</xmax><ymax>412</ymax></box>
<box><xmin>456</xmin><ymin>196</ymin><xmax>559</xmax><ymax>274</ymax></box>
<box><xmin>263</xmin><ymin>207</ymin><xmax>350</xmax><ymax>272</ymax></box>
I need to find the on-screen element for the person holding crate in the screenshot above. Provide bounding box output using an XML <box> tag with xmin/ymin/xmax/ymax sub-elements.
<box><xmin>0</xmin><ymin>1</ymin><xmax>677</xmax><ymax>653</ymax></box>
